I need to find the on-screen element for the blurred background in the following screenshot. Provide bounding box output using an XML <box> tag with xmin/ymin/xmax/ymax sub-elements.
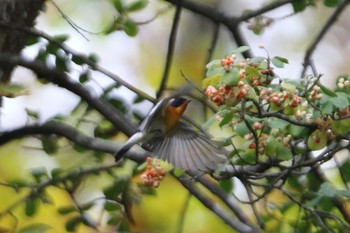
<box><xmin>1</xmin><ymin>0</ymin><xmax>350</xmax><ymax>232</ymax></box>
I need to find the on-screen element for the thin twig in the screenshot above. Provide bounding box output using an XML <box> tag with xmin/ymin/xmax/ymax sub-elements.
<box><xmin>157</xmin><ymin>0</ymin><xmax>183</xmax><ymax>98</ymax></box>
<box><xmin>238</xmin><ymin>0</ymin><xmax>293</xmax><ymax>21</ymax></box>
<box><xmin>0</xmin><ymin>121</ymin><xmax>147</xmax><ymax>162</ymax></box>
<box><xmin>49</xmin><ymin>0</ymin><xmax>90</xmax><ymax>40</ymax></box>
<box><xmin>0</xmin><ymin>53</ymin><xmax>137</xmax><ymax>136</ymax></box>
<box><xmin>175</xmin><ymin>173</ymin><xmax>258</xmax><ymax>233</ymax></box>
<box><xmin>204</xmin><ymin>22</ymin><xmax>220</xmax><ymax>77</ymax></box>
<box><xmin>190</xmin><ymin>173</ymin><xmax>257</xmax><ymax>230</ymax></box>
<box><xmin>176</xmin><ymin>192</ymin><xmax>192</xmax><ymax>233</ymax></box>
<box><xmin>0</xmin><ymin>22</ymin><xmax>156</xmax><ymax>103</ymax></box>
<box><xmin>301</xmin><ymin>0</ymin><xmax>350</xmax><ymax>78</ymax></box>
<box><xmin>0</xmin><ymin>163</ymin><xmax>119</xmax><ymax>218</ymax></box>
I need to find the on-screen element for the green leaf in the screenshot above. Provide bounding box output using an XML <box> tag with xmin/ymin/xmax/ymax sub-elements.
<box><xmin>267</xmin><ymin>118</ymin><xmax>289</xmax><ymax>129</ymax></box>
<box><xmin>55</xmin><ymin>55</ymin><xmax>69</xmax><ymax>72</ymax></box>
<box><xmin>219</xmin><ymin>178</ymin><xmax>234</xmax><ymax>193</ymax></box>
<box><xmin>6</xmin><ymin>179</ymin><xmax>29</xmax><ymax>190</ymax></box>
<box><xmin>94</xmin><ymin>120</ymin><xmax>114</xmax><ymax>138</ymax></box>
<box><xmin>113</xmin><ymin>0</ymin><xmax>124</xmax><ymax>12</ymax></box>
<box><xmin>104</xmin><ymin>201</ymin><xmax>121</xmax><ymax>211</ymax></box>
<box><xmin>31</xmin><ymin>167</ymin><xmax>48</xmax><ymax>182</ymax></box>
<box><xmin>231</xmin><ymin>46</ymin><xmax>250</xmax><ymax>54</ymax></box>
<box><xmin>307</xmin><ymin>129</ymin><xmax>328</xmax><ymax>151</ymax></box>
<box><xmin>336</xmin><ymin>189</ymin><xmax>350</xmax><ymax>198</ymax></box>
<box><xmin>206</xmin><ymin>59</ymin><xmax>221</xmax><ymax>69</ymax></box>
<box><xmin>127</xmin><ymin>0</ymin><xmax>148</xmax><ymax>12</ymax></box>
<box><xmin>81</xmin><ymin>202</ymin><xmax>95</xmax><ymax>211</ymax></box>
<box><xmin>339</xmin><ymin>160</ymin><xmax>350</xmax><ymax>183</ymax></box>
<box><xmin>319</xmin><ymin>83</ymin><xmax>337</xmax><ymax>97</ymax></box>
<box><xmin>25</xmin><ymin>199</ymin><xmax>38</xmax><ymax>217</ymax></box>
<box><xmin>221</xmin><ymin>68</ymin><xmax>240</xmax><ymax>86</ymax></box>
<box><xmin>248</xmin><ymin>56</ymin><xmax>266</xmax><ymax>64</ymax></box>
<box><xmin>26</xmin><ymin>36</ymin><xmax>40</xmax><ymax>46</ymax></box>
<box><xmin>288</xmin><ymin>124</ymin><xmax>306</xmax><ymax>139</ymax></box>
<box><xmin>123</xmin><ymin>18</ymin><xmax>138</xmax><ymax>36</ymax></box>
<box><xmin>306</xmin><ymin>195</ymin><xmax>323</xmax><ymax>207</ymax></box>
<box><xmin>219</xmin><ymin>111</ymin><xmax>234</xmax><ymax>127</ymax></box>
<box><xmin>81</xmin><ymin>213</ymin><xmax>97</xmax><ymax>227</ymax></box>
<box><xmin>57</xmin><ymin>206</ymin><xmax>76</xmax><ymax>215</ymax></box>
<box><xmin>65</xmin><ymin>216</ymin><xmax>81</xmax><ymax>232</ymax></box>
<box><xmin>281</xmin><ymin>82</ymin><xmax>297</xmax><ymax>93</ymax></box>
<box><xmin>53</xmin><ymin>34</ymin><xmax>69</xmax><ymax>43</ymax></box>
<box><xmin>235</xmin><ymin>121</ymin><xmax>250</xmax><ymax>137</ymax></box>
<box><xmin>35</xmin><ymin>49</ymin><xmax>49</xmax><ymax>64</ymax></box>
<box><xmin>133</xmin><ymin>95</ymin><xmax>145</xmax><ymax>104</ymax></box>
<box><xmin>88</xmin><ymin>53</ymin><xmax>99</xmax><ymax>64</ymax></box>
<box><xmin>79</xmin><ymin>72</ymin><xmax>90</xmax><ymax>83</ymax></box>
<box><xmin>202</xmin><ymin>74</ymin><xmax>221</xmax><ymax>88</ymax></box>
<box><xmin>46</xmin><ymin>42</ymin><xmax>60</xmax><ymax>55</ymax></box>
<box><xmin>236</xmin><ymin>149</ymin><xmax>256</xmax><ymax>165</ymax></box>
<box><xmin>18</xmin><ymin>224</ymin><xmax>51</xmax><ymax>233</ymax></box>
<box><xmin>42</xmin><ymin>135</ymin><xmax>58</xmax><ymax>155</ymax></box>
<box><xmin>324</xmin><ymin>0</ymin><xmax>339</xmax><ymax>7</ymax></box>
<box><xmin>245</xmin><ymin>66</ymin><xmax>260</xmax><ymax>77</ymax></box>
<box><xmin>202</xmin><ymin>113</ymin><xmax>219</xmax><ymax>129</ymax></box>
<box><xmin>72</xmin><ymin>55</ymin><xmax>85</xmax><ymax>65</ymax></box>
<box><xmin>73</xmin><ymin>144</ymin><xmax>87</xmax><ymax>153</ymax></box>
<box><xmin>271</xmin><ymin>56</ymin><xmax>289</xmax><ymax>68</ymax></box>
<box><xmin>0</xmin><ymin>84</ymin><xmax>27</xmax><ymax>98</ymax></box>
<box><xmin>265</xmin><ymin>136</ymin><xmax>292</xmax><ymax>160</ymax></box>
<box><xmin>275</xmin><ymin>144</ymin><xmax>293</xmax><ymax>161</ymax></box>
<box><xmin>265</xmin><ymin>136</ymin><xmax>277</xmax><ymax>155</ymax></box>
<box><xmin>292</xmin><ymin>0</ymin><xmax>307</xmax><ymax>12</ymax></box>
<box><xmin>107</xmin><ymin>97</ymin><xmax>127</xmax><ymax>113</ymax></box>
<box><xmin>333</xmin><ymin>92</ymin><xmax>349</xmax><ymax>109</ymax></box>
<box><xmin>103</xmin><ymin>179</ymin><xmax>129</xmax><ymax>199</ymax></box>
<box><xmin>318</xmin><ymin>182</ymin><xmax>336</xmax><ymax>197</ymax></box>
<box><xmin>320</xmin><ymin>92</ymin><xmax>349</xmax><ymax>115</ymax></box>
<box><xmin>25</xmin><ymin>108</ymin><xmax>39</xmax><ymax>120</ymax></box>
<box><xmin>51</xmin><ymin>168</ymin><xmax>63</xmax><ymax>178</ymax></box>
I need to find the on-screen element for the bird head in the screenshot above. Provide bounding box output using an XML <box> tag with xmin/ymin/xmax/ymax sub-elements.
<box><xmin>164</xmin><ymin>97</ymin><xmax>191</xmax><ymax>133</ymax></box>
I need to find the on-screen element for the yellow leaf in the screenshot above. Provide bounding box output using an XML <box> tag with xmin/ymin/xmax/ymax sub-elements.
<box><xmin>202</xmin><ymin>75</ymin><xmax>221</xmax><ymax>89</ymax></box>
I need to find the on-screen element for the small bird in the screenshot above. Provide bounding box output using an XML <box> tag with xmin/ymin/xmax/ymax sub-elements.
<box><xmin>115</xmin><ymin>96</ymin><xmax>227</xmax><ymax>172</ymax></box>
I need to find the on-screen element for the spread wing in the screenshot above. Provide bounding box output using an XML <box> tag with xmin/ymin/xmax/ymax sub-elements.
<box><xmin>142</xmin><ymin>122</ymin><xmax>227</xmax><ymax>172</ymax></box>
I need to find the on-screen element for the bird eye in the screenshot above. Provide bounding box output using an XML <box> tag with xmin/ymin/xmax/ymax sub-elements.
<box><xmin>169</xmin><ymin>97</ymin><xmax>188</xmax><ymax>107</ymax></box>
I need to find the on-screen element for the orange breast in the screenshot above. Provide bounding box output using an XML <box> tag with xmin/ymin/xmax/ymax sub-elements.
<box><xmin>164</xmin><ymin>103</ymin><xmax>188</xmax><ymax>134</ymax></box>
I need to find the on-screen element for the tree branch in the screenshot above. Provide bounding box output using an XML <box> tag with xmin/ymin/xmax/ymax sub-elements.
<box><xmin>163</xmin><ymin>0</ymin><xmax>292</xmax><ymax>58</ymax></box>
<box><xmin>0</xmin><ymin>53</ymin><xmax>137</xmax><ymax>136</ymax></box>
<box><xmin>190</xmin><ymin>173</ymin><xmax>257</xmax><ymax>230</ymax></box>
<box><xmin>0</xmin><ymin>0</ymin><xmax>45</xmax><ymax>83</ymax></box>
<box><xmin>0</xmin><ymin>22</ymin><xmax>156</xmax><ymax>103</ymax></box>
<box><xmin>0</xmin><ymin>121</ymin><xmax>146</xmax><ymax>162</ymax></box>
<box><xmin>176</xmin><ymin>174</ymin><xmax>259</xmax><ymax>233</ymax></box>
<box><xmin>157</xmin><ymin>0</ymin><xmax>183</xmax><ymax>98</ymax></box>
<box><xmin>301</xmin><ymin>0</ymin><xmax>350</xmax><ymax>77</ymax></box>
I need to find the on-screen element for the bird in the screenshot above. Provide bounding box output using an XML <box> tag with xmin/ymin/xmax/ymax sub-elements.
<box><xmin>115</xmin><ymin>96</ymin><xmax>227</xmax><ymax>172</ymax></box>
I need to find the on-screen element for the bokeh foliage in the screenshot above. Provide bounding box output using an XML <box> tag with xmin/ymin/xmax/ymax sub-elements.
<box><xmin>0</xmin><ymin>0</ymin><xmax>350</xmax><ymax>233</ymax></box>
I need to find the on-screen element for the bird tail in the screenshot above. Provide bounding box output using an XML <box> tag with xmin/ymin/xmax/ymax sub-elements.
<box><xmin>115</xmin><ymin>132</ymin><xmax>144</xmax><ymax>162</ymax></box>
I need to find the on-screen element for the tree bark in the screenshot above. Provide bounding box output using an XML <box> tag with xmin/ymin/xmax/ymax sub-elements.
<box><xmin>0</xmin><ymin>0</ymin><xmax>46</xmax><ymax>83</ymax></box>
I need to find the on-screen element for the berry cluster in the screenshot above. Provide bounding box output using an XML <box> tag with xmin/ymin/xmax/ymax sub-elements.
<box><xmin>337</xmin><ymin>77</ymin><xmax>350</xmax><ymax>89</ymax></box>
<box><xmin>245</xmin><ymin>133</ymin><xmax>268</xmax><ymax>154</ymax></box>
<box><xmin>339</xmin><ymin>107</ymin><xmax>350</xmax><ymax>117</ymax></box>
<box><xmin>205</xmin><ymin>83</ymin><xmax>250</xmax><ymax>106</ymax></box>
<box><xmin>308</xmin><ymin>86</ymin><xmax>322</xmax><ymax>101</ymax></box>
<box><xmin>260</xmin><ymin>88</ymin><xmax>302</xmax><ymax>108</ymax></box>
<box><xmin>221</xmin><ymin>56</ymin><xmax>235</xmax><ymax>71</ymax></box>
<box><xmin>140</xmin><ymin>157</ymin><xmax>165</xmax><ymax>188</ymax></box>
<box><xmin>271</xmin><ymin>129</ymin><xmax>292</xmax><ymax>147</ymax></box>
